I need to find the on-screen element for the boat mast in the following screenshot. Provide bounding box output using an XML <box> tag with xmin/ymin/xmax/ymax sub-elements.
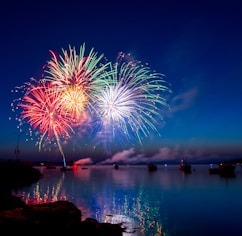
<box><xmin>14</xmin><ymin>132</ymin><xmax>23</xmax><ymax>160</ymax></box>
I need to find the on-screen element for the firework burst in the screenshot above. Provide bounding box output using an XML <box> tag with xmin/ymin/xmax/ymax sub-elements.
<box><xmin>92</xmin><ymin>52</ymin><xmax>172</xmax><ymax>149</ymax></box>
<box><xmin>18</xmin><ymin>80</ymin><xmax>74</xmax><ymax>167</ymax></box>
<box><xmin>43</xmin><ymin>43</ymin><xmax>112</xmax><ymax>119</ymax></box>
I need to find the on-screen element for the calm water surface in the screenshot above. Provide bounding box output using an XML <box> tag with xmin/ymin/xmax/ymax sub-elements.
<box><xmin>13</xmin><ymin>164</ymin><xmax>242</xmax><ymax>236</ymax></box>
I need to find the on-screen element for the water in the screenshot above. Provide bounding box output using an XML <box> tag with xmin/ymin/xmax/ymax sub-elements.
<box><xmin>13</xmin><ymin>164</ymin><xmax>242</xmax><ymax>236</ymax></box>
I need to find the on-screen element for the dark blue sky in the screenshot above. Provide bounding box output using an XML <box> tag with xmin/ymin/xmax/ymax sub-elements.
<box><xmin>1</xmin><ymin>0</ymin><xmax>242</xmax><ymax>163</ymax></box>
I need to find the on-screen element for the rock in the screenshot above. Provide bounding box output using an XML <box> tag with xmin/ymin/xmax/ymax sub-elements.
<box><xmin>0</xmin><ymin>201</ymin><xmax>81</xmax><ymax>234</ymax></box>
<box><xmin>96</xmin><ymin>222</ymin><xmax>124</xmax><ymax>236</ymax></box>
<box><xmin>0</xmin><ymin>201</ymin><xmax>123</xmax><ymax>236</ymax></box>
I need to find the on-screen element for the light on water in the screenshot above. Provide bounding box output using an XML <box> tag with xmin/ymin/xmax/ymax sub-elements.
<box><xmin>13</xmin><ymin>164</ymin><xmax>242</xmax><ymax>236</ymax></box>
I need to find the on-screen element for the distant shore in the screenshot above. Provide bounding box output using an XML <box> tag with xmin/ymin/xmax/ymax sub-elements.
<box><xmin>30</xmin><ymin>158</ymin><xmax>242</xmax><ymax>167</ymax></box>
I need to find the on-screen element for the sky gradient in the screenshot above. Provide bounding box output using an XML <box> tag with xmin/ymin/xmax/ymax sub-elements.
<box><xmin>1</xmin><ymin>0</ymin><xmax>242</xmax><ymax>164</ymax></box>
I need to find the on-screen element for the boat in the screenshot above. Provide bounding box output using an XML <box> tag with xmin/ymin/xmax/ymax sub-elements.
<box><xmin>60</xmin><ymin>166</ymin><xmax>73</xmax><ymax>171</ymax></box>
<box><xmin>209</xmin><ymin>163</ymin><xmax>236</xmax><ymax>176</ymax></box>
<box><xmin>179</xmin><ymin>159</ymin><xmax>191</xmax><ymax>173</ymax></box>
<box><xmin>113</xmin><ymin>164</ymin><xmax>119</xmax><ymax>170</ymax></box>
<box><xmin>148</xmin><ymin>163</ymin><xmax>157</xmax><ymax>171</ymax></box>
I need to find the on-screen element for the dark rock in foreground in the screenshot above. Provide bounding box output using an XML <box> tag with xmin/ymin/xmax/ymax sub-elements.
<box><xmin>0</xmin><ymin>200</ymin><xmax>123</xmax><ymax>236</ymax></box>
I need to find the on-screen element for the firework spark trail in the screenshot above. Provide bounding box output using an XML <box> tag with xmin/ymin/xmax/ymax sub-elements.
<box><xmin>19</xmin><ymin>80</ymin><xmax>74</xmax><ymax>167</ymax></box>
<box><xmin>91</xmin><ymin>53</ymin><xmax>172</xmax><ymax>149</ymax></box>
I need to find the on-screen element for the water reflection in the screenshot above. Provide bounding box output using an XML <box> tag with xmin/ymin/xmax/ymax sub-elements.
<box><xmin>14</xmin><ymin>170</ymin><xmax>67</xmax><ymax>204</ymax></box>
<box><xmin>13</xmin><ymin>165</ymin><xmax>242</xmax><ymax>236</ymax></box>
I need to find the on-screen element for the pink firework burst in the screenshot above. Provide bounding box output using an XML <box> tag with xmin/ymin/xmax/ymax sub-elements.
<box><xmin>19</xmin><ymin>80</ymin><xmax>74</xmax><ymax>167</ymax></box>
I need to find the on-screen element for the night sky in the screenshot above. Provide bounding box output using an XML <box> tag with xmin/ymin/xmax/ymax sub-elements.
<box><xmin>1</xmin><ymin>0</ymin><xmax>242</xmax><ymax>164</ymax></box>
